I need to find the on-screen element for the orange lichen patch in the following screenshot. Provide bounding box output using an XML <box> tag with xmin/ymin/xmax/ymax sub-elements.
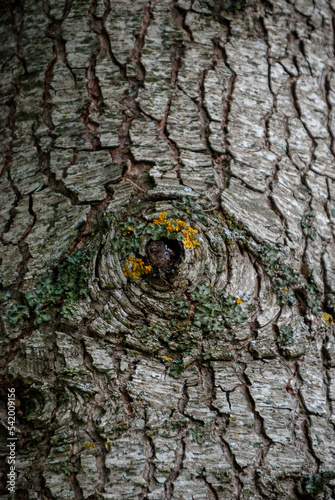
<box><xmin>235</xmin><ymin>297</ymin><xmax>243</xmax><ymax>304</ymax></box>
<box><xmin>322</xmin><ymin>312</ymin><xmax>334</xmax><ymax>324</ymax></box>
<box><xmin>85</xmin><ymin>442</ymin><xmax>95</xmax><ymax>449</ymax></box>
<box><xmin>123</xmin><ymin>256</ymin><xmax>152</xmax><ymax>279</ymax></box>
<box><xmin>181</xmin><ymin>226</ymin><xmax>200</xmax><ymax>249</ymax></box>
<box><xmin>152</xmin><ymin>212</ymin><xmax>201</xmax><ymax>249</ymax></box>
<box><xmin>152</xmin><ymin>211</ymin><xmax>187</xmax><ymax>232</ymax></box>
<box><xmin>152</xmin><ymin>212</ymin><xmax>167</xmax><ymax>225</ymax></box>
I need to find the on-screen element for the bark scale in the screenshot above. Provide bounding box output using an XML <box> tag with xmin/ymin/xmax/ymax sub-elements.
<box><xmin>0</xmin><ymin>0</ymin><xmax>335</xmax><ymax>498</ymax></box>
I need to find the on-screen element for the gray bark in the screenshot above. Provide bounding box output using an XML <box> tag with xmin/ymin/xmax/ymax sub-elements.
<box><xmin>1</xmin><ymin>0</ymin><xmax>335</xmax><ymax>498</ymax></box>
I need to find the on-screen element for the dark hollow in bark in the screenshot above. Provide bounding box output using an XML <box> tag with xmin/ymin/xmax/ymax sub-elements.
<box><xmin>146</xmin><ymin>238</ymin><xmax>183</xmax><ymax>275</ymax></box>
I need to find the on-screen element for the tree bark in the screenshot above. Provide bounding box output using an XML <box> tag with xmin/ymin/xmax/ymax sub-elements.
<box><xmin>1</xmin><ymin>0</ymin><xmax>335</xmax><ymax>498</ymax></box>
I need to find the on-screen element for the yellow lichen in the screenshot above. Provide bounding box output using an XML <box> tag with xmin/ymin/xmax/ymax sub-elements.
<box><xmin>85</xmin><ymin>442</ymin><xmax>95</xmax><ymax>449</ymax></box>
<box><xmin>123</xmin><ymin>255</ymin><xmax>152</xmax><ymax>280</ymax></box>
<box><xmin>152</xmin><ymin>212</ymin><xmax>201</xmax><ymax>249</ymax></box>
<box><xmin>321</xmin><ymin>312</ymin><xmax>334</xmax><ymax>324</ymax></box>
<box><xmin>152</xmin><ymin>212</ymin><xmax>168</xmax><ymax>225</ymax></box>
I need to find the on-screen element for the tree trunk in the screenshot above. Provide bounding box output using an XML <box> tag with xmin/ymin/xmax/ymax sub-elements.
<box><xmin>1</xmin><ymin>0</ymin><xmax>335</xmax><ymax>498</ymax></box>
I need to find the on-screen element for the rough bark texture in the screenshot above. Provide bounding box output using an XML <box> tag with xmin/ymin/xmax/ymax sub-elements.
<box><xmin>1</xmin><ymin>0</ymin><xmax>335</xmax><ymax>498</ymax></box>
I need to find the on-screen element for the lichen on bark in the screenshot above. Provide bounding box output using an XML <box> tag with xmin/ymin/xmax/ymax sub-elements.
<box><xmin>1</xmin><ymin>0</ymin><xmax>335</xmax><ymax>498</ymax></box>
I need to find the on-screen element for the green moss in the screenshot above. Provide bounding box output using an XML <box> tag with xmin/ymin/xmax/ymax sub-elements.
<box><xmin>0</xmin><ymin>291</ymin><xmax>11</xmax><ymax>303</ymax></box>
<box><xmin>169</xmin><ymin>357</ymin><xmax>185</xmax><ymax>378</ymax></box>
<box><xmin>191</xmin><ymin>283</ymin><xmax>246</xmax><ymax>332</ymax></box>
<box><xmin>109</xmin><ymin>216</ymin><xmax>146</xmax><ymax>259</ymax></box>
<box><xmin>201</xmin><ymin>0</ymin><xmax>249</xmax><ymax>16</ymax></box>
<box><xmin>254</xmin><ymin>244</ymin><xmax>299</xmax><ymax>306</ymax></box>
<box><xmin>132</xmin><ymin>283</ymin><xmax>246</xmax><ymax>376</ymax></box>
<box><xmin>7</xmin><ymin>303</ymin><xmax>30</xmax><ymax>325</ymax></box>
<box><xmin>190</xmin><ymin>426</ymin><xmax>205</xmax><ymax>444</ymax></box>
<box><xmin>305</xmin><ymin>280</ymin><xmax>322</xmax><ymax>315</ymax></box>
<box><xmin>50</xmin><ymin>461</ymin><xmax>74</xmax><ymax>477</ymax></box>
<box><xmin>301</xmin><ymin>211</ymin><xmax>317</xmax><ymax>240</ymax></box>
<box><xmin>27</xmin><ymin>249</ymin><xmax>91</xmax><ymax>324</ymax></box>
<box><xmin>7</xmin><ymin>249</ymin><xmax>92</xmax><ymax>327</ymax></box>
<box><xmin>302</xmin><ymin>471</ymin><xmax>335</xmax><ymax>496</ymax></box>
<box><xmin>276</xmin><ymin>325</ymin><xmax>294</xmax><ymax>347</ymax></box>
